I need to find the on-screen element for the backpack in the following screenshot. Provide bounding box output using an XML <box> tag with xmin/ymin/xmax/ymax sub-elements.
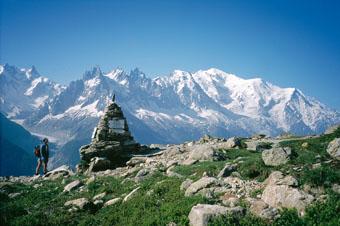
<box><xmin>34</xmin><ymin>145</ymin><xmax>41</xmax><ymax>157</ymax></box>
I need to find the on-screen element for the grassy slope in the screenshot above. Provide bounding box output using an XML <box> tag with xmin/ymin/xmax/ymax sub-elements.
<box><xmin>1</xmin><ymin>129</ymin><xmax>340</xmax><ymax>226</ymax></box>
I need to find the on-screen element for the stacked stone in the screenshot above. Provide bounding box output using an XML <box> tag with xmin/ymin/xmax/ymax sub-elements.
<box><xmin>78</xmin><ymin>95</ymin><xmax>141</xmax><ymax>174</ymax></box>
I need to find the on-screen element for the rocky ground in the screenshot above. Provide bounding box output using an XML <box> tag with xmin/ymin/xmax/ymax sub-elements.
<box><xmin>1</xmin><ymin>126</ymin><xmax>340</xmax><ymax>226</ymax></box>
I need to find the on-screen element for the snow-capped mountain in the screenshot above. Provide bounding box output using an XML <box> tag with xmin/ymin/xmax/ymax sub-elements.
<box><xmin>1</xmin><ymin>64</ymin><xmax>339</xmax><ymax>167</ymax></box>
<box><xmin>0</xmin><ymin>64</ymin><xmax>64</xmax><ymax>119</ymax></box>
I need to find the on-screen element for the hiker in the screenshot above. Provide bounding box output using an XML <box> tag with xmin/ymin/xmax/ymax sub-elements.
<box><xmin>41</xmin><ymin>138</ymin><xmax>49</xmax><ymax>174</ymax></box>
<box><xmin>34</xmin><ymin>145</ymin><xmax>42</xmax><ymax>175</ymax></box>
<box><xmin>34</xmin><ymin>138</ymin><xmax>49</xmax><ymax>175</ymax></box>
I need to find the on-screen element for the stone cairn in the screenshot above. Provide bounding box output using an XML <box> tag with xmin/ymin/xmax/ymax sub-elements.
<box><xmin>77</xmin><ymin>95</ymin><xmax>141</xmax><ymax>174</ymax></box>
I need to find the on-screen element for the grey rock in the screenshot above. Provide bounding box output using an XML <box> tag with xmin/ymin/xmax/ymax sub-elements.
<box><xmin>93</xmin><ymin>192</ymin><xmax>106</xmax><ymax>200</ymax></box>
<box><xmin>249</xmin><ymin>199</ymin><xmax>279</xmax><ymax>220</ymax></box>
<box><xmin>126</xmin><ymin>157</ymin><xmax>147</xmax><ymax>167</ymax></box>
<box><xmin>327</xmin><ymin>138</ymin><xmax>340</xmax><ymax>160</ymax></box>
<box><xmin>104</xmin><ymin>197</ymin><xmax>121</xmax><ymax>207</ymax></box>
<box><xmin>262</xmin><ymin>171</ymin><xmax>314</xmax><ymax>216</ymax></box>
<box><xmin>63</xmin><ymin>180</ymin><xmax>82</xmax><ymax>192</ymax></box>
<box><xmin>135</xmin><ymin>169</ymin><xmax>152</xmax><ymax>182</ymax></box>
<box><xmin>188</xmin><ymin>204</ymin><xmax>244</xmax><ymax>226</ymax></box>
<box><xmin>188</xmin><ymin>145</ymin><xmax>221</xmax><ymax>161</ymax></box>
<box><xmin>86</xmin><ymin>157</ymin><xmax>112</xmax><ymax>174</ymax></box>
<box><xmin>93</xmin><ymin>199</ymin><xmax>104</xmax><ymax>207</ymax></box>
<box><xmin>262</xmin><ymin>147</ymin><xmax>291</xmax><ymax>166</ymax></box>
<box><xmin>123</xmin><ymin>187</ymin><xmax>140</xmax><ymax>202</ymax></box>
<box><xmin>64</xmin><ymin>198</ymin><xmax>90</xmax><ymax>210</ymax></box>
<box><xmin>224</xmin><ymin>137</ymin><xmax>241</xmax><ymax>149</ymax></box>
<box><xmin>263</xmin><ymin>171</ymin><xmax>298</xmax><ymax>187</ymax></box>
<box><xmin>185</xmin><ymin>177</ymin><xmax>220</xmax><ymax>197</ymax></box>
<box><xmin>222</xmin><ymin>196</ymin><xmax>239</xmax><ymax>207</ymax></box>
<box><xmin>181</xmin><ymin>159</ymin><xmax>198</xmax><ymax>166</ymax></box>
<box><xmin>44</xmin><ymin>165</ymin><xmax>74</xmax><ymax>180</ymax></box>
<box><xmin>180</xmin><ymin>179</ymin><xmax>193</xmax><ymax>191</ymax></box>
<box><xmin>8</xmin><ymin>192</ymin><xmax>21</xmax><ymax>198</ymax></box>
<box><xmin>217</xmin><ymin>163</ymin><xmax>237</xmax><ymax>178</ymax></box>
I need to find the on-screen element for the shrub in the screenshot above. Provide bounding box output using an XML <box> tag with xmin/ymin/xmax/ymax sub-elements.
<box><xmin>209</xmin><ymin>213</ymin><xmax>267</xmax><ymax>226</ymax></box>
<box><xmin>273</xmin><ymin>209</ymin><xmax>305</xmax><ymax>226</ymax></box>
<box><xmin>300</xmin><ymin>165</ymin><xmax>340</xmax><ymax>187</ymax></box>
<box><xmin>237</xmin><ymin>157</ymin><xmax>272</xmax><ymax>181</ymax></box>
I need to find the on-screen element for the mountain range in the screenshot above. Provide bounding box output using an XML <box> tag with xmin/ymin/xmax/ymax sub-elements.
<box><xmin>1</xmin><ymin>63</ymin><xmax>339</xmax><ymax>168</ymax></box>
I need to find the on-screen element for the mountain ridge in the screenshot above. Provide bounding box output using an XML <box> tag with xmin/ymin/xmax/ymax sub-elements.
<box><xmin>1</xmin><ymin>64</ymin><xmax>339</xmax><ymax>167</ymax></box>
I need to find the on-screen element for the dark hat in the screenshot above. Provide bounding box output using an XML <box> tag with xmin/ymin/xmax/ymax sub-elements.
<box><xmin>43</xmin><ymin>138</ymin><xmax>49</xmax><ymax>143</ymax></box>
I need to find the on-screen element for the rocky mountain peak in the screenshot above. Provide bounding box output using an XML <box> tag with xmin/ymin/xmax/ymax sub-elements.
<box><xmin>83</xmin><ymin>66</ymin><xmax>103</xmax><ymax>80</ymax></box>
<box><xmin>26</xmin><ymin>65</ymin><xmax>40</xmax><ymax>78</ymax></box>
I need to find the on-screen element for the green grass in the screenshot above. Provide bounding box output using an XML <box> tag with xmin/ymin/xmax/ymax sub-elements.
<box><xmin>0</xmin><ymin>172</ymin><xmax>211</xmax><ymax>226</ymax></box>
<box><xmin>222</xmin><ymin>149</ymin><xmax>273</xmax><ymax>182</ymax></box>
<box><xmin>173</xmin><ymin>161</ymin><xmax>226</xmax><ymax>180</ymax></box>
<box><xmin>279</xmin><ymin>128</ymin><xmax>340</xmax><ymax>187</ymax></box>
<box><xmin>280</xmin><ymin>127</ymin><xmax>340</xmax><ymax>166</ymax></box>
<box><xmin>300</xmin><ymin>164</ymin><xmax>340</xmax><ymax>187</ymax></box>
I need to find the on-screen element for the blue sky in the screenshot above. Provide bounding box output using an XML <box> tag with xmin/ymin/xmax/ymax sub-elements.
<box><xmin>1</xmin><ymin>0</ymin><xmax>340</xmax><ymax>110</ymax></box>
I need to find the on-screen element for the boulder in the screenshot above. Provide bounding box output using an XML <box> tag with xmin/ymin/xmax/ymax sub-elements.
<box><xmin>262</xmin><ymin>147</ymin><xmax>291</xmax><ymax>166</ymax></box>
<box><xmin>327</xmin><ymin>138</ymin><xmax>340</xmax><ymax>160</ymax></box>
<box><xmin>63</xmin><ymin>180</ymin><xmax>82</xmax><ymax>192</ymax></box>
<box><xmin>224</xmin><ymin>137</ymin><xmax>241</xmax><ymax>149</ymax></box>
<box><xmin>217</xmin><ymin>163</ymin><xmax>237</xmax><ymax>178</ymax></box>
<box><xmin>245</xmin><ymin>141</ymin><xmax>260</xmax><ymax>151</ymax></box>
<box><xmin>188</xmin><ymin>145</ymin><xmax>221</xmax><ymax>161</ymax></box>
<box><xmin>93</xmin><ymin>192</ymin><xmax>106</xmax><ymax>200</ymax></box>
<box><xmin>104</xmin><ymin>197</ymin><xmax>121</xmax><ymax>207</ymax></box>
<box><xmin>44</xmin><ymin>165</ymin><xmax>74</xmax><ymax>180</ymax></box>
<box><xmin>93</xmin><ymin>199</ymin><xmax>104</xmax><ymax>207</ymax></box>
<box><xmin>263</xmin><ymin>171</ymin><xmax>298</xmax><ymax>187</ymax></box>
<box><xmin>261</xmin><ymin>171</ymin><xmax>314</xmax><ymax>215</ymax></box>
<box><xmin>135</xmin><ymin>169</ymin><xmax>152</xmax><ymax>182</ymax></box>
<box><xmin>221</xmin><ymin>195</ymin><xmax>239</xmax><ymax>207</ymax></box>
<box><xmin>64</xmin><ymin>198</ymin><xmax>91</xmax><ymax>210</ymax></box>
<box><xmin>198</xmin><ymin>135</ymin><xmax>215</xmax><ymax>144</ymax></box>
<box><xmin>86</xmin><ymin>157</ymin><xmax>112</xmax><ymax>174</ymax></box>
<box><xmin>8</xmin><ymin>192</ymin><xmax>21</xmax><ymax>199</ymax></box>
<box><xmin>249</xmin><ymin>199</ymin><xmax>279</xmax><ymax>220</ymax></box>
<box><xmin>123</xmin><ymin>187</ymin><xmax>140</xmax><ymax>202</ymax></box>
<box><xmin>188</xmin><ymin>204</ymin><xmax>244</xmax><ymax>226</ymax></box>
<box><xmin>180</xmin><ymin>179</ymin><xmax>193</xmax><ymax>191</ymax></box>
<box><xmin>185</xmin><ymin>177</ymin><xmax>220</xmax><ymax>197</ymax></box>
<box><xmin>126</xmin><ymin>157</ymin><xmax>147</xmax><ymax>167</ymax></box>
<box><xmin>181</xmin><ymin>159</ymin><xmax>198</xmax><ymax>166</ymax></box>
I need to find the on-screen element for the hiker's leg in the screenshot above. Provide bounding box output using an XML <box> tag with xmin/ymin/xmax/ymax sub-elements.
<box><xmin>35</xmin><ymin>160</ymin><xmax>41</xmax><ymax>175</ymax></box>
<box><xmin>43</xmin><ymin>160</ymin><xmax>48</xmax><ymax>174</ymax></box>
